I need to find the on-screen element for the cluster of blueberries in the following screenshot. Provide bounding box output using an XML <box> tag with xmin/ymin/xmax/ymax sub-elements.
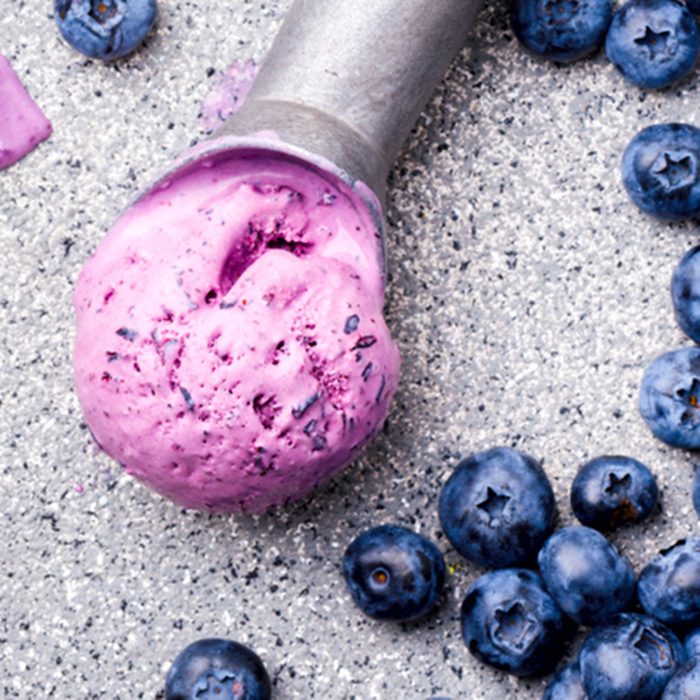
<box><xmin>512</xmin><ymin>0</ymin><xmax>700</xmax><ymax>90</ymax></box>
<box><xmin>342</xmin><ymin>448</ymin><xmax>700</xmax><ymax>699</ymax></box>
<box><xmin>160</xmin><ymin>449</ymin><xmax>698</xmax><ymax>699</ymax></box>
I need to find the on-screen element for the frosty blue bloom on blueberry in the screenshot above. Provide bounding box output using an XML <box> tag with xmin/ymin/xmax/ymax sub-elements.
<box><xmin>639</xmin><ymin>347</ymin><xmax>700</xmax><ymax>449</ymax></box>
<box><xmin>460</xmin><ymin>568</ymin><xmax>569</xmax><ymax>677</ymax></box>
<box><xmin>54</xmin><ymin>0</ymin><xmax>157</xmax><ymax>60</ymax></box>
<box><xmin>685</xmin><ymin>627</ymin><xmax>700</xmax><ymax>657</ymax></box>
<box><xmin>673</xmin><ymin>246</ymin><xmax>700</xmax><ymax>341</ymax></box>
<box><xmin>622</xmin><ymin>124</ymin><xmax>700</xmax><ymax>220</ymax></box>
<box><xmin>342</xmin><ymin>524</ymin><xmax>446</xmax><ymax>622</ymax></box>
<box><xmin>511</xmin><ymin>0</ymin><xmax>613</xmax><ymax>61</ymax></box>
<box><xmin>438</xmin><ymin>447</ymin><xmax>556</xmax><ymax>568</ymax></box>
<box><xmin>164</xmin><ymin>638</ymin><xmax>271</xmax><ymax>700</ymax></box>
<box><xmin>571</xmin><ymin>455</ymin><xmax>658</xmax><ymax>530</ymax></box>
<box><xmin>638</xmin><ymin>538</ymin><xmax>700</xmax><ymax>629</ymax></box>
<box><xmin>538</xmin><ymin>526</ymin><xmax>636</xmax><ymax>626</ymax></box>
<box><xmin>579</xmin><ymin>613</ymin><xmax>685</xmax><ymax>700</ymax></box>
<box><xmin>543</xmin><ymin>662</ymin><xmax>587</xmax><ymax>700</ymax></box>
<box><xmin>661</xmin><ymin>657</ymin><xmax>700</xmax><ymax>698</ymax></box>
<box><xmin>606</xmin><ymin>0</ymin><xmax>699</xmax><ymax>89</ymax></box>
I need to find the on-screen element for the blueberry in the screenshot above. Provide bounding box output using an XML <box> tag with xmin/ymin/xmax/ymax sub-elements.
<box><xmin>570</xmin><ymin>455</ymin><xmax>659</xmax><ymax>530</ymax></box>
<box><xmin>511</xmin><ymin>0</ymin><xmax>613</xmax><ymax>62</ymax></box>
<box><xmin>605</xmin><ymin>0</ymin><xmax>699</xmax><ymax>89</ymax></box>
<box><xmin>661</xmin><ymin>657</ymin><xmax>700</xmax><ymax>698</ymax></box>
<box><xmin>639</xmin><ymin>347</ymin><xmax>700</xmax><ymax>449</ymax></box>
<box><xmin>685</xmin><ymin>627</ymin><xmax>700</xmax><ymax>657</ymax></box>
<box><xmin>638</xmin><ymin>538</ymin><xmax>700</xmax><ymax>629</ymax></box>
<box><xmin>438</xmin><ymin>447</ymin><xmax>556</xmax><ymax>569</ymax></box>
<box><xmin>460</xmin><ymin>568</ymin><xmax>569</xmax><ymax>677</ymax></box>
<box><xmin>164</xmin><ymin>638</ymin><xmax>271</xmax><ymax>700</ymax></box>
<box><xmin>342</xmin><ymin>524</ymin><xmax>446</xmax><ymax>622</ymax></box>
<box><xmin>622</xmin><ymin>124</ymin><xmax>700</xmax><ymax>221</ymax></box>
<box><xmin>673</xmin><ymin>246</ymin><xmax>700</xmax><ymax>342</ymax></box>
<box><xmin>694</xmin><ymin>467</ymin><xmax>700</xmax><ymax>517</ymax></box>
<box><xmin>54</xmin><ymin>0</ymin><xmax>156</xmax><ymax>60</ymax></box>
<box><xmin>543</xmin><ymin>662</ymin><xmax>588</xmax><ymax>700</ymax></box>
<box><xmin>580</xmin><ymin>613</ymin><xmax>686</xmax><ymax>700</ymax></box>
<box><xmin>538</xmin><ymin>526</ymin><xmax>636</xmax><ymax>626</ymax></box>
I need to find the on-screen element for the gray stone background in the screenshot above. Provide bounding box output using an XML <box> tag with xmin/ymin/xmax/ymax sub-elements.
<box><xmin>1</xmin><ymin>0</ymin><xmax>699</xmax><ymax>698</ymax></box>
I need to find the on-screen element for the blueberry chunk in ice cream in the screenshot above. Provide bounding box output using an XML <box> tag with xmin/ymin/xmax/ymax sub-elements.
<box><xmin>73</xmin><ymin>147</ymin><xmax>400</xmax><ymax>512</ymax></box>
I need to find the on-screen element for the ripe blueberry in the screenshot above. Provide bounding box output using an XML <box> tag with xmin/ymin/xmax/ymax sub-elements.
<box><xmin>342</xmin><ymin>524</ymin><xmax>446</xmax><ymax>622</ymax></box>
<box><xmin>639</xmin><ymin>347</ymin><xmax>700</xmax><ymax>449</ymax></box>
<box><xmin>606</xmin><ymin>0</ymin><xmax>699</xmax><ymax>89</ymax></box>
<box><xmin>661</xmin><ymin>657</ymin><xmax>700</xmax><ymax>698</ymax></box>
<box><xmin>685</xmin><ymin>627</ymin><xmax>700</xmax><ymax>657</ymax></box>
<box><xmin>570</xmin><ymin>455</ymin><xmax>658</xmax><ymax>530</ymax></box>
<box><xmin>511</xmin><ymin>0</ymin><xmax>613</xmax><ymax>62</ymax></box>
<box><xmin>164</xmin><ymin>638</ymin><xmax>271</xmax><ymax>700</ymax></box>
<box><xmin>460</xmin><ymin>568</ymin><xmax>569</xmax><ymax>677</ymax></box>
<box><xmin>673</xmin><ymin>246</ymin><xmax>700</xmax><ymax>342</ymax></box>
<box><xmin>543</xmin><ymin>662</ymin><xmax>587</xmax><ymax>700</ymax></box>
<box><xmin>580</xmin><ymin>613</ymin><xmax>686</xmax><ymax>700</ymax></box>
<box><xmin>438</xmin><ymin>447</ymin><xmax>556</xmax><ymax>569</ymax></box>
<box><xmin>54</xmin><ymin>0</ymin><xmax>157</xmax><ymax>60</ymax></box>
<box><xmin>538</xmin><ymin>526</ymin><xmax>636</xmax><ymax>626</ymax></box>
<box><xmin>622</xmin><ymin>124</ymin><xmax>700</xmax><ymax>221</ymax></box>
<box><xmin>638</xmin><ymin>538</ymin><xmax>700</xmax><ymax>629</ymax></box>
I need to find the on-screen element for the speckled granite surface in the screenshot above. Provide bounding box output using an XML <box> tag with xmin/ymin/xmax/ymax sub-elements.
<box><xmin>1</xmin><ymin>1</ymin><xmax>699</xmax><ymax>698</ymax></box>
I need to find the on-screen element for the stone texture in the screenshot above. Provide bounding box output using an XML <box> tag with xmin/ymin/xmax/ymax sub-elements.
<box><xmin>1</xmin><ymin>0</ymin><xmax>699</xmax><ymax>698</ymax></box>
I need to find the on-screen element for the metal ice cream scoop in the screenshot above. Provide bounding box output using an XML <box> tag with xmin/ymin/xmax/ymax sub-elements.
<box><xmin>150</xmin><ymin>0</ymin><xmax>483</xmax><ymax>263</ymax></box>
<box><xmin>215</xmin><ymin>0</ymin><xmax>483</xmax><ymax>200</ymax></box>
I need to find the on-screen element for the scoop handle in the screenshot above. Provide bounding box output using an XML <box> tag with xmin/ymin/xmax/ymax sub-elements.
<box><xmin>216</xmin><ymin>0</ymin><xmax>483</xmax><ymax>198</ymax></box>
